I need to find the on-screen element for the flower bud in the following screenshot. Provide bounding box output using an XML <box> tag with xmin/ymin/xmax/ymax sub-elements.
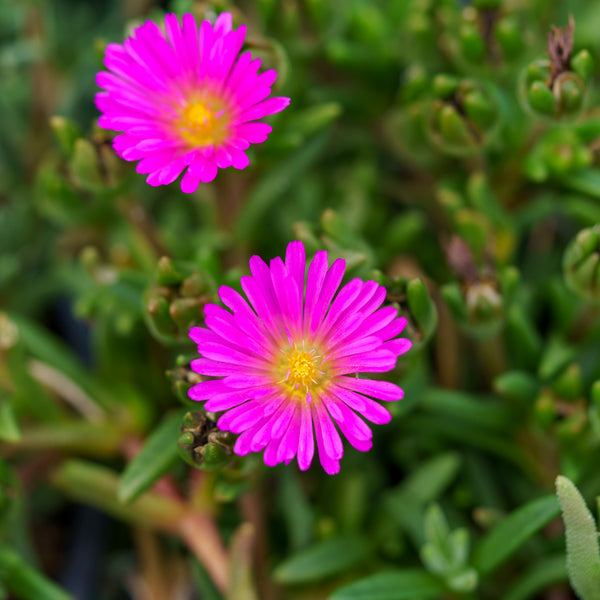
<box><xmin>493</xmin><ymin>370</ymin><xmax>540</xmax><ymax>402</ymax></box>
<box><xmin>525</xmin><ymin>61</ymin><xmax>551</xmax><ymax>85</ymax></box>
<box><xmin>166</xmin><ymin>364</ymin><xmax>202</xmax><ymax>406</ymax></box>
<box><xmin>527</xmin><ymin>81</ymin><xmax>556</xmax><ymax>117</ymax></box>
<box><xmin>556</xmin><ymin>411</ymin><xmax>586</xmax><ymax>442</ymax></box>
<box><xmin>462</xmin><ymin>89</ymin><xmax>495</xmax><ymax>130</ymax></box>
<box><xmin>50</xmin><ymin>116</ymin><xmax>82</xmax><ymax>158</ymax></box>
<box><xmin>432</xmin><ymin>74</ymin><xmax>460</xmax><ymax>100</ymax></box>
<box><xmin>571</xmin><ymin>49</ymin><xmax>593</xmax><ymax>82</ymax></box>
<box><xmin>552</xmin><ymin>363</ymin><xmax>583</xmax><ymax>400</ymax></box>
<box><xmin>69</xmin><ymin>138</ymin><xmax>104</xmax><ymax>191</ymax></box>
<box><xmin>494</xmin><ymin>16</ymin><xmax>523</xmax><ymax>60</ymax></box>
<box><xmin>156</xmin><ymin>256</ymin><xmax>185</xmax><ymax>287</ymax></box>
<box><xmin>144</xmin><ymin>294</ymin><xmax>178</xmax><ymax>343</ymax></box>
<box><xmin>534</xmin><ymin>390</ymin><xmax>556</xmax><ymax>429</ymax></box>
<box><xmin>427</xmin><ymin>79</ymin><xmax>499</xmax><ymax>156</ymax></box>
<box><xmin>563</xmin><ymin>226</ymin><xmax>600</xmax><ymax>301</ymax></box>
<box><xmin>168</xmin><ymin>297</ymin><xmax>205</xmax><ymax>330</ymax></box>
<box><xmin>459</xmin><ymin>23</ymin><xmax>486</xmax><ymax>63</ymax></box>
<box><xmin>555</xmin><ymin>73</ymin><xmax>585</xmax><ymax>117</ymax></box>
<box><xmin>438</xmin><ymin>105</ymin><xmax>475</xmax><ymax>149</ymax></box>
<box><xmin>180</xmin><ymin>272</ymin><xmax>210</xmax><ymax>298</ymax></box>
<box><xmin>177</xmin><ymin>411</ymin><xmax>234</xmax><ymax>470</ymax></box>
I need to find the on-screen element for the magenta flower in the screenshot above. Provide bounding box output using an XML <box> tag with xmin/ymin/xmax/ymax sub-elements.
<box><xmin>96</xmin><ymin>12</ymin><xmax>290</xmax><ymax>192</ymax></box>
<box><xmin>188</xmin><ymin>241</ymin><xmax>412</xmax><ymax>475</ymax></box>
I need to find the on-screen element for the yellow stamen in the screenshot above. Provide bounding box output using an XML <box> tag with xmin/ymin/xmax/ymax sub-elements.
<box><xmin>178</xmin><ymin>99</ymin><xmax>229</xmax><ymax>147</ymax></box>
<box><xmin>279</xmin><ymin>346</ymin><xmax>325</xmax><ymax>398</ymax></box>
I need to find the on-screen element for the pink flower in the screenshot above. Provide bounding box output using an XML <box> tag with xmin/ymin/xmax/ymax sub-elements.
<box><xmin>96</xmin><ymin>12</ymin><xmax>290</xmax><ymax>192</ymax></box>
<box><xmin>188</xmin><ymin>241</ymin><xmax>412</xmax><ymax>475</ymax></box>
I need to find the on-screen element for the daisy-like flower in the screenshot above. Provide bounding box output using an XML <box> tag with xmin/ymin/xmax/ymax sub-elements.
<box><xmin>188</xmin><ymin>241</ymin><xmax>412</xmax><ymax>475</ymax></box>
<box><xmin>96</xmin><ymin>12</ymin><xmax>290</xmax><ymax>192</ymax></box>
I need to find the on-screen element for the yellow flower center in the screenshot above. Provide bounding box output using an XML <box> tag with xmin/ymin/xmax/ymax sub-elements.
<box><xmin>178</xmin><ymin>99</ymin><xmax>229</xmax><ymax>148</ymax></box>
<box><xmin>279</xmin><ymin>346</ymin><xmax>325</xmax><ymax>397</ymax></box>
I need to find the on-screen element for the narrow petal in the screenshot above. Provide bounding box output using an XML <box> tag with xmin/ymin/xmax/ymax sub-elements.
<box><xmin>297</xmin><ymin>401</ymin><xmax>315</xmax><ymax>471</ymax></box>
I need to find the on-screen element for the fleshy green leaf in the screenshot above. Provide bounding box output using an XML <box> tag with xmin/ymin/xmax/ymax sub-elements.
<box><xmin>472</xmin><ymin>495</ymin><xmax>560</xmax><ymax>575</ymax></box>
<box><xmin>392</xmin><ymin>452</ymin><xmax>462</xmax><ymax>506</ymax></box>
<box><xmin>273</xmin><ymin>534</ymin><xmax>369</xmax><ymax>584</ymax></box>
<box><xmin>0</xmin><ymin>400</ymin><xmax>20</xmax><ymax>442</ymax></box>
<box><xmin>556</xmin><ymin>475</ymin><xmax>600</xmax><ymax>600</ymax></box>
<box><xmin>504</xmin><ymin>554</ymin><xmax>568</xmax><ymax>600</ymax></box>
<box><xmin>118</xmin><ymin>410</ymin><xmax>185</xmax><ymax>503</ymax></box>
<box><xmin>0</xmin><ymin>545</ymin><xmax>73</xmax><ymax>600</ymax></box>
<box><xmin>328</xmin><ymin>569</ymin><xmax>445</xmax><ymax>600</ymax></box>
<box><xmin>235</xmin><ymin>132</ymin><xmax>330</xmax><ymax>241</ymax></box>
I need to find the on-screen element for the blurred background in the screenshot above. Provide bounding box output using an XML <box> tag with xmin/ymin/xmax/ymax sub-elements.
<box><xmin>2</xmin><ymin>0</ymin><xmax>600</xmax><ymax>598</ymax></box>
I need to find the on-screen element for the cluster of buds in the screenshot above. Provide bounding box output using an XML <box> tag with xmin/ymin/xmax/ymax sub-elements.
<box><xmin>144</xmin><ymin>257</ymin><xmax>216</xmax><ymax>344</ymax></box>
<box><xmin>457</xmin><ymin>1</ymin><xmax>524</xmax><ymax>65</ymax></box>
<box><xmin>177</xmin><ymin>410</ymin><xmax>234</xmax><ymax>471</ymax></box>
<box><xmin>563</xmin><ymin>225</ymin><xmax>600</xmax><ymax>302</ymax></box>
<box><xmin>48</xmin><ymin>116</ymin><xmax>123</xmax><ymax>194</ymax></box>
<box><xmin>442</xmin><ymin>237</ymin><xmax>519</xmax><ymax>339</ymax></box>
<box><xmin>426</xmin><ymin>75</ymin><xmax>499</xmax><ymax>156</ymax></box>
<box><xmin>166</xmin><ymin>355</ymin><xmax>202</xmax><ymax>407</ymax></box>
<box><xmin>522</xmin><ymin>17</ymin><xmax>593</xmax><ymax>120</ymax></box>
<box><xmin>524</xmin><ymin>127</ymin><xmax>592</xmax><ymax>182</ymax></box>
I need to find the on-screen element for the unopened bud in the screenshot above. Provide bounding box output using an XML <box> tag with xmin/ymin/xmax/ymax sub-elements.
<box><xmin>69</xmin><ymin>139</ymin><xmax>102</xmax><ymax>190</ymax></box>
<box><xmin>459</xmin><ymin>23</ymin><xmax>486</xmax><ymax>63</ymax></box>
<box><xmin>563</xmin><ymin>226</ymin><xmax>600</xmax><ymax>301</ymax></box>
<box><xmin>571</xmin><ymin>49</ymin><xmax>593</xmax><ymax>82</ymax></box>
<box><xmin>463</xmin><ymin>89</ymin><xmax>495</xmax><ymax>130</ymax></box>
<box><xmin>555</xmin><ymin>74</ymin><xmax>584</xmax><ymax>116</ymax></box>
<box><xmin>145</xmin><ymin>295</ymin><xmax>178</xmax><ymax>341</ymax></box>
<box><xmin>180</xmin><ymin>272</ymin><xmax>209</xmax><ymax>298</ymax></box>
<box><xmin>432</xmin><ymin>74</ymin><xmax>460</xmax><ymax>100</ymax></box>
<box><xmin>493</xmin><ymin>370</ymin><xmax>540</xmax><ymax>402</ymax></box>
<box><xmin>50</xmin><ymin>116</ymin><xmax>82</xmax><ymax>158</ymax></box>
<box><xmin>552</xmin><ymin>363</ymin><xmax>583</xmax><ymax>400</ymax></box>
<box><xmin>177</xmin><ymin>411</ymin><xmax>234</xmax><ymax>470</ymax></box>
<box><xmin>494</xmin><ymin>16</ymin><xmax>523</xmax><ymax>60</ymax></box>
<box><xmin>534</xmin><ymin>390</ymin><xmax>556</xmax><ymax>429</ymax></box>
<box><xmin>169</xmin><ymin>297</ymin><xmax>205</xmax><ymax>330</ymax></box>
<box><xmin>156</xmin><ymin>256</ymin><xmax>185</xmax><ymax>287</ymax></box>
<box><xmin>528</xmin><ymin>81</ymin><xmax>556</xmax><ymax>117</ymax></box>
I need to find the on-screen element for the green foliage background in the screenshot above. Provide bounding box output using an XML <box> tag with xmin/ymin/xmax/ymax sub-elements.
<box><xmin>2</xmin><ymin>0</ymin><xmax>600</xmax><ymax>598</ymax></box>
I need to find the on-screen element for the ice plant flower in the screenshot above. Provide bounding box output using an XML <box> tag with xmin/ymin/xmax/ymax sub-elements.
<box><xmin>188</xmin><ymin>241</ymin><xmax>412</xmax><ymax>475</ymax></box>
<box><xmin>95</xmin><ymin>12</ymin><xmax>290</xmax><ymax>192</ymax></box>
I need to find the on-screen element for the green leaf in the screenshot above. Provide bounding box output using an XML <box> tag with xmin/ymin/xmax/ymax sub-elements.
<box><xmin>0</xmin><ymin>545</ymin><xmax>73</xmax><ymax>600</ymax></box>
<box><xmin>191</xmin><ymin>559</ymin><xmax>223</xmax><ymax>600</ymax></box>
<box><xmin>118</xmin><ymin>410</ymin><xmax>184</xmax><ymax>503</ymax></box>
<box><xmin>393</xmin><ymin>452</ymin><xmax>462</xmax><ymax>506</ymax></box>
<box><xmin>228</xmin><ymin>523</ymin><xmax>259</xmax><ymax>600</ymax></box>
<box><xmin>421</xmin><ymin>389</ymin><xmax>512</xmax><ymax>431</ymax></box>
<box><xmin>0</xmin><ymin>400</ymin><xmax>20</xmax><ymax>442</ymax></box>
<box><xmin>556</xmin><ymin>475</ymin><xmax>600</xmax><ymax>600</ymax></box>
<box><xmin>504</xmin><ymin>554</ymin><xmax>568</xmax><ymax>600</ymax></box>
<box><xmin>52</xmin><ymin>460</ymin><xmax>183</xmax><ymax>529</ymax></box>
<box><xmin>273</xmin><ymin>534</ymin><xmax>369</xmax><ymax>584</ymax></box>
<box><xmin>328</xmin><ymin>569</ymin><xmax>445</xmax><ymax>600</ymax></box>
<box><xmin>235</xmin><ymin>131</ymin><xmax>330</xmax><ymax>242</ymax></box>
<box><xmin>472</xmin><ymin>495</ymin><xmax>560</xmax><ymax>575</ymax></box>
<box><xmin>7</xmin><ymin>313</ymin><xmax>111</xmax><ymax>411</ymax></box>
<box><xmin>277</xmin><ymin>469</ymin><xmax>315</xmax><ymax>552</ymax></box>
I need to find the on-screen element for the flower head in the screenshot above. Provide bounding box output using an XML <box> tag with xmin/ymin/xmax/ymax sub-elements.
<box><xmin>96</xmin><ymin>12</ymin><xmax>290</xmax><ymax>192</ymax></box>
<box><xmin>188</xmin><ymin>241</ymin><xmax>412</xmax><ymax>475</ymax></box>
